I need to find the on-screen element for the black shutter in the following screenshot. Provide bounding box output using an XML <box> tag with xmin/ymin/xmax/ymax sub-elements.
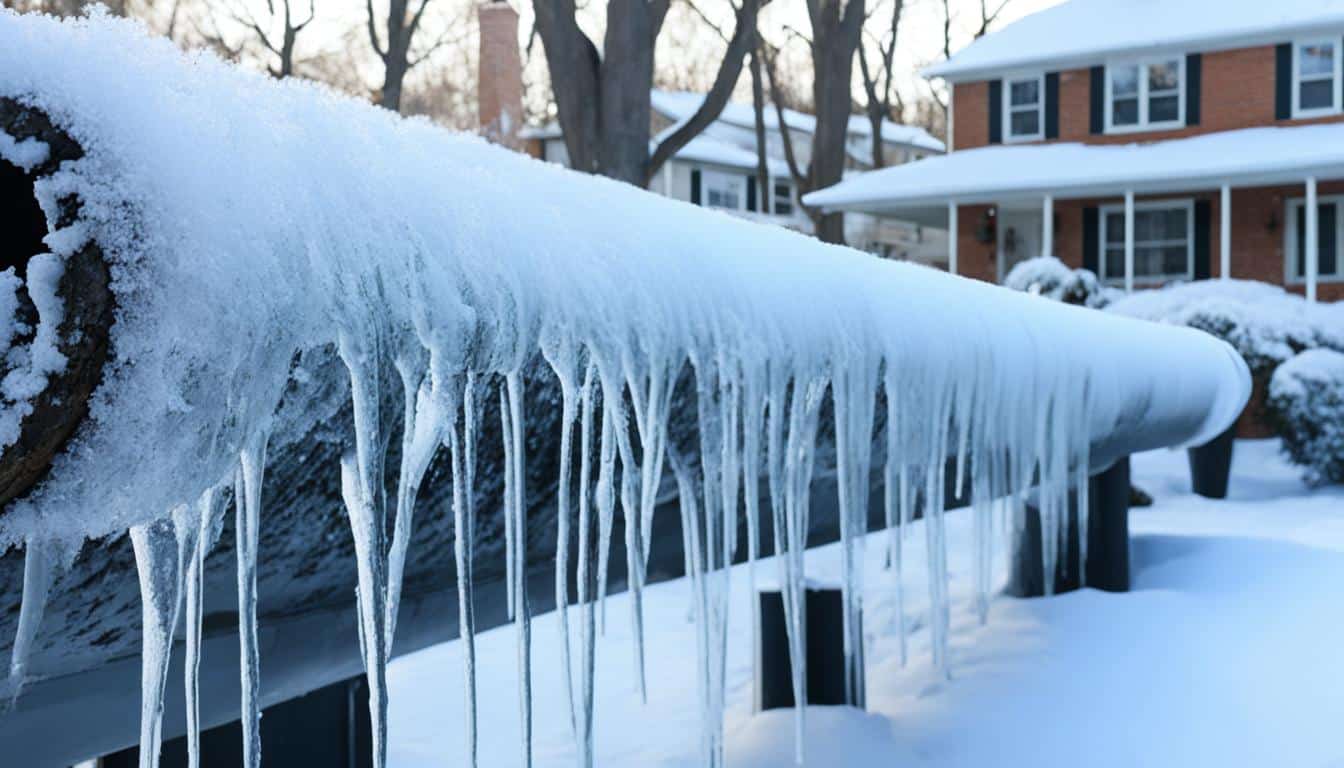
<box><xmin>1194</xmin><ymin>199</ymin><xmax>1212</xmax><ymax>280</ymax></box>
<box><xmin>746</xmin><ymin>175</ymin><xmax>757</xmax><ymax>211</ymax></box>
<box><xmin>1323</xmin><ymin>203</ymin><xmax>1340</xmax><ymax>277</ymax></box>
<box><xmin>1083</xmin><ymin>206</ymin><xmax>1100</xmax><ymax>274</ymax></box>
<box><xmin>1089</xmin><ymin>66</ymin><xmax>1105</xmax><ymax>134</ymax></box>
<box><xmin>988</xmin><ymin>79</ymin><xmax>1003</xmax><ymax>144</ymax></box>
<box><xmin>1044</xmin><ymin>72</ymin><xmax>1060</xmax><ymax>139</ymax></box>
<box><xmin>1186</xmin><ymin>53</ymin><xmax>1202</xmax><ymax>126</ymax></box>
<box><xmin>691</xmin><ymin>168</ymin><xmax>702</xmax><ymax>205</ymax></box>
<box><xmin>1276</xmin><ymin>43</ymin><xmax>1293</xmax><ymax>120</ymax></box>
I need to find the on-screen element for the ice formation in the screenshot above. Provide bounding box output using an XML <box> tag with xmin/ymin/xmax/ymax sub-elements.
<box><xmin>0</xmin><ymin>11</ymin><xmax>1250</xmax><ymax>768</ymax></box>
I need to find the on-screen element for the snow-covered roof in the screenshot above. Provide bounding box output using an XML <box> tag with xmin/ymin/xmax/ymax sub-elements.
<box><xmin>926</xmin><ymin>0</ymin><xmax>1344</xmax><ymax>82</ymax></box>
<box><xmin>806</xmin><ymin>122</ymin><xmax>1344</xmax><ymax>218</ymax></box>
<box><xmin>649</xmin><ymin>90</ymin><xmax>945</xmax><ymax>153</ymax></box>
<box><xmin>660</xmin><ymin>130</ymin><xmax>791</xmax><ymax>176</ymax></box>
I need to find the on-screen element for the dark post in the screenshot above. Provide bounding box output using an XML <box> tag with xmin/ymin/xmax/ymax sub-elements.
<box><xmin>756</xmin><ymin>585</ymin><xmax>863</xmax><ymax>711</ymax></box>
<box><xmin>1008</xmin><ymin>456</ymin><xmax>1131</xmax><ymax>597</ymax></box>
<box><xmin>1187</xmin><ymin>425</ymin><xmax>1235</xmax><ymax>499</ymax></box>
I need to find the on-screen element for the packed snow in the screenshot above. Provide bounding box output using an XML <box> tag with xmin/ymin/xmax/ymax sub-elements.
<box><xmin>0</xmin><ymin>10</ymin><xmax>1248</xmax><ymax>768</ymax></box>
<box><xmin>924</xmin><ymin>0</ymin><xmax>1344</xmax><ymax>80</ymax></box>
<box><xmin>388</xmin><ymin>439</ymin><xmax>1344</xmax><ymax>767</ymax></box>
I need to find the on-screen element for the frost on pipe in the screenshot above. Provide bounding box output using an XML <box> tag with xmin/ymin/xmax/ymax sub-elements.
<box><xmin>0</xmin><ymin>11</ymin><xmax>1249</xmax><ymax>768</ymax></box>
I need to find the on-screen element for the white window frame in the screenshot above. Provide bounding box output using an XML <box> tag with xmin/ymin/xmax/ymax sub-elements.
<box><xmin>1104</xmin><ymin>56</ymin><xmax>1185</xmax><ymax>134</ymax></box>
<box><xmin>772</xmin><ymin>180</ymin><xmax>794</xmax><ymax>217</ymax></box>
<box><xmin>1098</xmin><ymin>198</ymin><xmax>1195</xmax><ymax>285</ymax></box>
<box><xmin>1002</xmin><ymin>72</ymin><xmax>1045</xmax><ymax>143</ymax></box>
<box><xmin>701</xmin><ymin>168</ymin><xmax>747</xmax><ymax>211</ymax></box>
<box><xmin>1284</xmin><ymin>194</ymin><xmax>1344</xmax><ymax>284</ymax></box>
<box><xmin>1291</xmin><ymin>38</ymin><xmax>1344</xmax><ymax>118</ymax></box>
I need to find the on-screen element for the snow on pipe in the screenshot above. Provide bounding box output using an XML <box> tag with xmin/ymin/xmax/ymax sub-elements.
<box><xmin>0</xmin><ymin>11</ymin><xmax>1250</xmax><ymax>768</ymax></box>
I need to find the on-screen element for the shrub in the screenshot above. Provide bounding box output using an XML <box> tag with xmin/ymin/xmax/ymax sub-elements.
<box><xmin>1268</xmin><ymin>349</ymin><xmax>1344</xmax><ymax>485</ymax></box>
<box><xmin>1003</xmin><ymin>256</ymin><xmax>1112</xmax><ymax>308</ymax></box>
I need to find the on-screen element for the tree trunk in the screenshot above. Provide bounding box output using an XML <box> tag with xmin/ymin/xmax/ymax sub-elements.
<box><xmin>806</xmin><ymin>0</ymin><xmax>865</xmax><ymax>245</ymax></box>
<box><xmin>597</xmin><ymin>0</ymin><xmax>656</xmax><ymax>186</ymax></box>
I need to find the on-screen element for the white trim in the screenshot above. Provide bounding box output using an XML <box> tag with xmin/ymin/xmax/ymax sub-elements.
<box><xmin>1291</xmin><ymin>38</ymin><xmax>1344</xmax><ymax>119</ymax></box>
<box><xmin>1041</xmin><ymin>195</ymin><xmax>1054</xmax><ymax>258</ymax></box>
<box><xmin>948</xmin><ymin>203</ymin><xmax>958</xmax><ymax>275</ymax></box>
<box><xmin>1002</xmin><ymin>72</ymin><xmax>1045</xmax><ymax>143</ymax></box>
<box><xmin>1283</xmin><ymin>192</ymin><xmax>1344</xmax><ymax>286</ymax></box>
<box><xmin>1219</xmin><ymin>184</ymin><xmax>1231</xmax><ymax>280</ymax></box>
<box><xmin>1104</xmin><ymin>56</ymin><xmax>1185</xmax><ymax>134</ymax></box>
<box><xmin>1099</xmin><ymin>197</ymin><xmax>1196</xmax><ymax>287</ymax></box>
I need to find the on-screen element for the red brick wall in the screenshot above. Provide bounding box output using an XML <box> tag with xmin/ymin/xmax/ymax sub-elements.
<box><xmin>954</xmin><ymin>44</ymin><xmax>1344</xmax><ymax>151</ymax></box>
<box><xmin>956</xmin><ymin>184</ymin><xmax>1344</xmax><ymax>302</ymax></box>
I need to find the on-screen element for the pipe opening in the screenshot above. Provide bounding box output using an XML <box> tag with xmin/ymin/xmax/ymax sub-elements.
<box><xmin>0</xmin><ymin>157</ymin><xmax>47</xmax><ymax>281</ymax></box>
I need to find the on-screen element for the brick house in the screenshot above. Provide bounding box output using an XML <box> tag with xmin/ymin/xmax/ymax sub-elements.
<box><xmin>805</xmin><ymin>0</ymin><xmax>1344</xmax><ymax>303</ymax></box>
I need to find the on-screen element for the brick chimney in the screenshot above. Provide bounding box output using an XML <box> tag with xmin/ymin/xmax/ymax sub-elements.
<box><xmin>477</xmin><ymin>0</ymin><xmax>524</xmax><ymax>149</ymax></box>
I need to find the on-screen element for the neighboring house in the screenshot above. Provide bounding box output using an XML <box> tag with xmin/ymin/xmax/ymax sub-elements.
<box><xmin>805</xmin><ymin>0</ymin><xmax>1344</xmax><ymax>302</ymax></box>
<box><xmin>519</xmin><ymin>91</ymin><xmax>946</xmax><ymax>261</ymax></box>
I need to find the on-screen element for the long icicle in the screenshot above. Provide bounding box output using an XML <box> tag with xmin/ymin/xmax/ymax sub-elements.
<box><xmin>236</xmin><ymin>433</ymin><xmax>268</xmax><ymax>768</ymax></box>
<box><xmin>540</xmin><ymin>340</ymin><xmax>581</xmax><ymax>743</ymax></box>
<box><xmin>6</xmin><ymin>535</ymin><xmax>57</xmax><ymax>703</ymax></box>
<box><xmin>503</xmin><ymin>372</ymin><xmax>533</xmax><ymax>768</ymax></box>
<box><xmin>184</xmin><ymin>486</ymin><xmax>226</xmax><ymax>768</ymax></box>
<box><xmin>131</xmin><ymin>516</ymin><xmax>184</xmax><ymax>768</ymax></box>
<box><xmin>574</xmin><ymin>361</ymin><xmax>599</xmax><ymax>768</ymax></box>
<box><xmin>446</xmin><ymin>376</ymin><xmax>479</xmax><ymax>766</ymax></box>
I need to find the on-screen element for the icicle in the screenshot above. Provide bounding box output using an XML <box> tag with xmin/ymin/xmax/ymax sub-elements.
<box><xmin>184</xmin><ymin>486</ymin><xmax>226</xmax><ymax>768</ymax></box>
<box><xmin>6</xmin><ymin>536</ymin><xmax>57</xmax><ymax>702</ymax></box>
<box><xmin>236</xmin><ymin>434</ymin><xmax>268</xmax><ymax>768</ymax></box>
<box><xmin>741</xmin><ymin>361</ymin><xmax>765</xmax><ymax>674</ymax></box>
<box><xmin>594</xmin><ymin>395</ymin><xmax>616</xmax><ymax>630</ymax></box>
<box><xmin>501</xmin><ymin>386</ymin><xmax>517</xmax><ymax>622</ymax></box>
<box><xmin>446</xmin><ymin>374</ymin><xmax>479</xmax><ymax>767</ymax></box>
<box><xmin>131</xmin><ymin>517</ymin><xmax>184</xmax><ymax>768</ymax></box>
<box><xmin>573</xmin><ymin>362</ymin><xmax>599</xmax><ymax>768</ymax></box>
<box><xmin>501</xmin><ymin>372</ymin><xmax>533</xmax><ymax>768</ymax></box>
<box><xmin>882</xmin><ymin>369</ymin><xmax>907</xmax><ymax>666</ymax></box>
<box><xmin>386</xmin><ymin>363</ymin><xmax>445</xmax><ymax>650</ymax></box>
<box><xmin>540</xmin><ymin>338</ymin><xmax>580</xmax><ymax>743</ymax></box>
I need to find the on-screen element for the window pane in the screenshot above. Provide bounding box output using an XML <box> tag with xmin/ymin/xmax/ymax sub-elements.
<box><xmin>1112</xmin><ymin>97</ymin><xmax>1139</xmax><ymax>125</ymax></box>
<box><xmin>773</xmin><ymin>183</ymin><xmax>793</xmax><ymax>215</ymax></box>
<box><xmin>1104</xmin><ymin>213</ymin><xmax>1125</xmax><ymax>244</ymax></box>
<box><xmin>1111</xmin><ymin>65</ymin><xmax>1139</xmax><ymax>97</ymax></box>
<box><xmin>1300</xmin><ymin>78</ymin><xmax>1334</xmax><ymax>110</ymax></box>
<box><xmin>1149</xmin><ymin>94</ymin><xmax>1179</xmax><ymax>123</ymax></box>
<box><xmin>1161</xmin><ymin>245</ymin><xmax>1189</xmax><ymax>276</ymax></box>
<box><xmin>1148</xmin><ymin>60</ymin><xmax>1180</xmax><ymax>92</ymax></box>
<box><xmin>1134</xmin><ymin>246</ymin><xmax>1165</xmax><ymax>277</ymax></box>
<box><xmin>1104</xmin><ymin>246</ymin><xmax>1125</xmax><ymax>278</ymax></box>
<box><xmin>1301</xmin><ymin>43</ymin><xmax>1335</xmax><ymax>77</ymax></box>
<box><xmin>1010</xmin><ymin>79</ymin><xmax>1039</xmax><ymax>106</ymax></box>
<box><xmin>1010</xmin><ymin>109</ymin><xmax>1040</xmax><ymax>136</ymax></box>
<box><xmin>1322</xmin><ymin>203</ymin><xmax>1338</xmax><ymax>276</ymax></box>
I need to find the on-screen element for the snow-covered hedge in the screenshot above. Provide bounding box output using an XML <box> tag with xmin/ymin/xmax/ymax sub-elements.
<box><xmin>1107</xmin><ymin>280</ymin><xmax>1344</xmax><ymax>378</ymax></box>
<box><xmin>1268</xmin><ymin>349</ymin><xmax>1344</xmax><ymax>485</ymax></box>
<box><xmin>1003</xmin><ymin>256</ymin><xmax>1114</xmax><ymax>308</ymax></box>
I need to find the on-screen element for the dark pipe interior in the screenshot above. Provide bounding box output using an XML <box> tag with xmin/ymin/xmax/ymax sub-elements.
<box><xmin>0</xmin><ymin>157</ymin><xmax>48</xmax><ymax>280</ymax></box>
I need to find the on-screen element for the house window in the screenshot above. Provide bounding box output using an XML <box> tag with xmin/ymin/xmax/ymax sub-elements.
<box><xmin>1099</xmin><ymin>200</ymin><xmax>1194</xmax><ymax>284</ymax></box>
<box><xmin>773</xmin><ymin>181</ymin><xmax>794</xmax><ymax>216</ymax></box>
<box><xmin>1106</xmin><ymin>58</ymin><xmax>1184</xmax><ymax>132</ymax></box>
<box><xmin>702</xmin><ymin>170</ymin><xmax>745</xmax><ymax>210</ymax></box>
<box><xmin>1004</xmin><ymin>74</ymin><xmax>1043</xmax><ymax>141</ymax></box>
<box><xmin>1293</xmin><ymin>40</ymin><xmax>1342</xmax><ymax>117</ymax></box>
<box><xmin>1285</xmin><ymin>196</ymin><xmax>1344</xmax><ymax>282</ymax></box>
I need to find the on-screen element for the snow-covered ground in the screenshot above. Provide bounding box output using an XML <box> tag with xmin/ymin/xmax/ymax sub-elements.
<box><xmin>388</xmin><ymin>440</ymin><xmax>1344</xmax><ymax>767</ymax></box>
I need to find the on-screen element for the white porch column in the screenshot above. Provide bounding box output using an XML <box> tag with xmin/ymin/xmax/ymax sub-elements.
<box><xmin>1124</xmin><ymin>190</ymin><xmax>1135</xmax><ymax>293</ymax></box>
<box><xmin>948</xmin><ymin>201</ymin><xmax>958</xmax><ymax>275</ymax></box>
<box><xmin>1306</xmin><ymin>176</ymin><xmax>1319</xmax><ymax>303</ymax></box>
<box><xmin>1042</xmin><ymin>195</ymin><xmax>1054</xmax><ymax>258</ymax></box>
<box><xmin>1220</xmin><ymin>184</ymin><xmax>1231</xmax><ymax>280</ymax></box>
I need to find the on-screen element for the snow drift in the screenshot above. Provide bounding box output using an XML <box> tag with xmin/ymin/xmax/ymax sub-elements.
<box><xmin>0</xmin><ymin>10</ymin><xmax>1250</xmax><ymax>768</ymax></box>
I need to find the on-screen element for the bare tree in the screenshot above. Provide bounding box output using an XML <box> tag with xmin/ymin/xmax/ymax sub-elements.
<box><xmin>532</xmin><ymin>0</ymin><xmax>769</xmax><ymax>187</ymax></box>
<box><xmin>219</xmin><ymin>0</ymin><xmax>315</xmax><ymax>78</ymax></box>
<box><xmin>366</xmin><ymin>0</ymin><xmax>455</xmax><ymax>112</ymax></box>
<box><xmin>928</xmin><ymin>0</ymin><xmax>1012</xmax><ymax>117</ymax></box>
<box><xmin>857</xmin><ymin>0</ymin><xmax>903</xmax><ymax>169</ymax></box>
<box><xmin>764</xmin><ymin>0</ymin><xmax>866</xmax><ymax>245</ymax></box>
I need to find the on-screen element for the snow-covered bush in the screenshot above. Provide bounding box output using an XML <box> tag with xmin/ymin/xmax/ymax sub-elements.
<box><xmin>1268</xmin><ymin>349</ymin><xmax>1344</xmax><ymax>485</ymax></box>
<box><xmin>1108</xmin><ymin>280</ymin><xmax>1344</xmax><ymax>378</ymax></box>
<box><xmin>1004</xmin><ymin>256</ymin><xmax>1113</xmax><ymax>308</ymax></box>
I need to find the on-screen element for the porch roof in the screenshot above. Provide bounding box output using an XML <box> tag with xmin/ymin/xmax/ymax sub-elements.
<box><xmin>804</xmin><ymin>123</ymin><xmax>1344</xmax><ymax>228</ymax></box>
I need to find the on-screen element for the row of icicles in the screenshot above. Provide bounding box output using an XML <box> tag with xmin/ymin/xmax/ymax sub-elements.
<box><xmin>5</xmin><ymin>338</ymin><xmax>1092</xmax><ymax>768</ymax></box>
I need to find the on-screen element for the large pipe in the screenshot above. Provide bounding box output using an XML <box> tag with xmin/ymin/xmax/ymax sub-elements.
<box><xmin>0</xmin><ymin>12</ymin><xmax>1250</xmax><ymax>766</ymax></box>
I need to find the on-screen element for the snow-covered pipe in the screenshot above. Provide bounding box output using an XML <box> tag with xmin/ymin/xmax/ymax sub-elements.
<box><xmin>0</xmin><ymin>10</ymin><xmax>1250</xmax><ymax>768</ymax></box>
